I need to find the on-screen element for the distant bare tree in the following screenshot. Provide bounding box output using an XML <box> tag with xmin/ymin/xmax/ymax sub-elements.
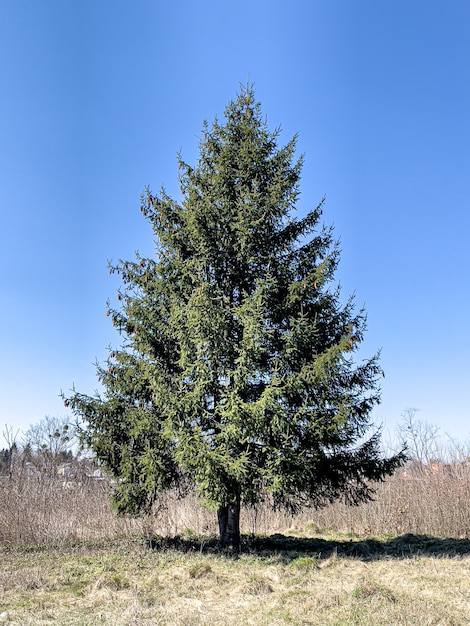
<box><xmin>23</xmin><ymin>416</ymin><xmax>76</xmax><ymax>473</ymax></box>
<box><xmin>396</xmin><ymin>408</ymin><xmax>441</xmax><ymax>465</ymax></box>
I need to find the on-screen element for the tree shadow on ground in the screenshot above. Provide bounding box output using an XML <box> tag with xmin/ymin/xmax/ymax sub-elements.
<box><xmin>146</xmin><ymin>533</ymin><xmax>470</xmax><ymax>561</ymax></box>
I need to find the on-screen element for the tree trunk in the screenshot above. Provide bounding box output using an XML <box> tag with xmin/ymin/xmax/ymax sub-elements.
<box><xmin>217</xmin><ymin>499</ymin><xmax>241</xmax><ymax>552</ymax></box>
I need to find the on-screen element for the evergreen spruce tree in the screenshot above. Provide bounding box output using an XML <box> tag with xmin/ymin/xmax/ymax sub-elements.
<box><xmin>66</xmin><ymin>87</ymin><xmax>404</xmax><ymax>550</ymax></box>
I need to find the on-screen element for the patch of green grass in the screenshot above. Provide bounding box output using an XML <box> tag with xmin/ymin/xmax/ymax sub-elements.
<box><xmin>352</xmin><ymin>579</ymin><xmax>397</xmax><ymax>602</ymax></box>
<box><xmin>187</xmin><ymin>560</ymin><xmax>212</xmax><ymax>579</ymax></box>
<box><xmin>240</xmin><ymin>574</ymin><xmax>274</xmax><ymax>596</ymax></box>
<box><xmin>288</xmin><ymin>555</ymin><xmax>319</xmax><ymax>570</ymax></box>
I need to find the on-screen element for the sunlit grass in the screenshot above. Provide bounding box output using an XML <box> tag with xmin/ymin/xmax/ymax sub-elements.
<box><xmin>1</xmin><ymin>463</ymin><xmax>470</xmax><ymax>623</ymax></box>
<box><xmin>1</xmin><ymin>535</ymin><xmax>470</xmax><ymax>625</ymax></box>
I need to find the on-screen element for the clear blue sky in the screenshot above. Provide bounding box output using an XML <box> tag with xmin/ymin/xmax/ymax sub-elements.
<box><xmin>1</xmin><ymin>0</ymin><xmax>469</xmax><ymax>446</ymax></box>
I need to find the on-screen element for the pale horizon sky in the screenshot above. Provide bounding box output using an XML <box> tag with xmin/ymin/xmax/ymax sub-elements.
<box><xmin>1</xmin><ymin>1</ymin><xmax>469</xmax><ymax>447</ymax></box>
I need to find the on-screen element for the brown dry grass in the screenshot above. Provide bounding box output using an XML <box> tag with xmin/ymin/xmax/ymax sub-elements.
<box><xmin>1</xmin><ymin>536</ymin><xmax>470</xmax><ymax>625</ymax></box>
<box><xmin>1</xmin><ymin>464</ymin><xmax>470</xmax><ymax>624</ymax></box>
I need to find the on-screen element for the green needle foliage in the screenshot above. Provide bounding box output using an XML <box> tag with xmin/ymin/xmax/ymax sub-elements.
<box><xmin>66</xmin><ymin>86</ymin><xmax>405</xmax><ymax>550</ymax></box>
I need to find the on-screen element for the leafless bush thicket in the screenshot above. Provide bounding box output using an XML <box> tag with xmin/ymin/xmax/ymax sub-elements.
<box><xmin>0</xmin><ymin>474</ymin><xmax>141</xmax><ymax>546</ymax></box>
<box><xmin>1</xmin><ymin>456</ymin><xmax>469</xmax><ymax>547</ymax></box>
<box><xmin>1</xmin><ymin>411</ymin><xmax>469</xmax><ymax>546</ymax></box>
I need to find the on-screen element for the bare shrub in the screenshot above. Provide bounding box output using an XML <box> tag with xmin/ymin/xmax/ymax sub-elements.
<box><xmin>1</xmin><ymin>454</ymin><xmax>469</xmax><ymax>547</ymax></box>
<box><xmin>300</xmin><ymin>459</ymin><xmax>470</xmax><ymax>538</ymax></box>
<box><xmin>0</xmin><ymin>474</ymin><xmax>138</xmax><ymax>546</ymax></box>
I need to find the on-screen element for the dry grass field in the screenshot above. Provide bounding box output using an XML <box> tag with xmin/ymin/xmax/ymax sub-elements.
<box><xmin>1</xmin><ymin>461</ymin><xmax>470</xmax><ymax>624</ymax></box>
<box><xmin>1</xmin><ymin>534</ymin><xmax>470</xmax><ymax>625</ymax></box>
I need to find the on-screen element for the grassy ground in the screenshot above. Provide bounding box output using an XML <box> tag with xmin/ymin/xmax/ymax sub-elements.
<box><xmin>1</xmin><ymin>532</ymin><xmax>470</xmax><ymax>625</ymax></box>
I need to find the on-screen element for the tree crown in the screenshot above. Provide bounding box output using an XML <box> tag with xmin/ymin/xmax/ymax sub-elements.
<box><xmin>66</xmin><ymin>86</ymin><xmax>404</xmax><ymax>517</ymax></box>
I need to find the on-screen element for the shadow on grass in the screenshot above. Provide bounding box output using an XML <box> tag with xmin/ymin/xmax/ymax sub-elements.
<box><xmin>146</xmin><ymin>533</ymin><xmax>470</xmax><ymax>561</ymax></box>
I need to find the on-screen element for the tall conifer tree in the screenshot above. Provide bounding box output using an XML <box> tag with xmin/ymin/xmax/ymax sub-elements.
<box><xmin>66</xmin><ymin>87</ymin><xmax>404</xmax><ymax>550</ymax></box>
